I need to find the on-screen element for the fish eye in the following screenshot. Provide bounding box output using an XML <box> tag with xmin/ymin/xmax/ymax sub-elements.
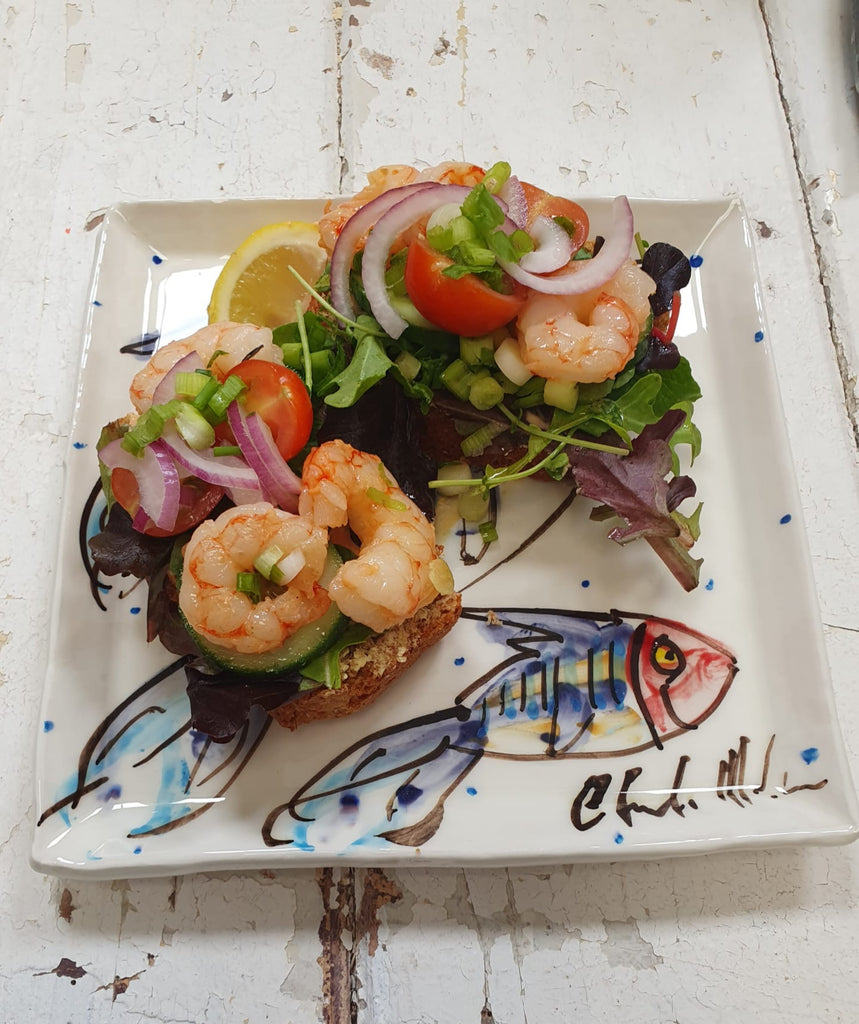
<box><xmin>650</xmin><ymin>635</ymin><xmax>685</xmax><ymax>675</ymax></box>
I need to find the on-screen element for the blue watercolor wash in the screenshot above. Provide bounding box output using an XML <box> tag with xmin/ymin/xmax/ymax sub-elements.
<box><xmin>93</xmin><ymin>299</ymin><xmax>103</xmax><ymax>307</ymax></box>
<box><xmin>581</xmin><ymin>579</ymin><xmax>590</xmax><ymax>589</ymax></box>
<box><xmin>102</xmin><ymin>785</ymin><xmax>121</xmax><ymax>802</ymax></box>
<box><xmin>754</xmin><ymin>330</ymin><xmax>764</xmax><ymax>343</ymax></box>
<box><xmin>152</xmin><ymin>254</ymin><xmax>163</xmax><ymax>265</ymax></box>
<box><xmin>801</xmin><ymin>747</ymin><xmax>819</xmax><ymax>765</ymax></box>
<box><xmin>133</xmin><ymin>846</ymin><xmax>142</xmax><ymax>855</ymax></box>
<box><xmin>292</xmin><ymin>824</ymin><xmax>314</xmax><ymax>851</ymax></box>
<box><xmin>613</xmin><ymin>833</ymin><xmax>624</xmax><ymax>845</ymax></box>
<box><xmin>780</xmin><ymin>513</ymin><xmax>792</xmax><ymax>525</ymax></box>
<box><xmin>690</xmin><ymin>254</ymin><xmax>703</xmax><ymax>268</ymax></box>
<box><xmin>396</xmin><ymin>783</ymin><xmax>423</xmax><ymax>806</ymax></box>
<box><xmin>130</xmin><ymin>607</ymin><xmax>141</xmax><ymax>615</ymax></box>
<box><xmin>454</xmin><ymin>656</ymin><xmax>465</xmax><ymax>666</ymax></box>
<box><xmin>73</xmin><ymin>441</ymin><xmax>87</xmax><ymax>449</ymax></box>
<box><xmin>43</xmin><ymin>720</ymin><xmax>54</xmax><ymax>732</ymax></box>
<box><xmin>705</xmin><ymin>579</ymin><xmax>714</xmax><ymax>591</ymax></box>
<box><xmin>340</xmin><ymin>793</ymin><xmax>359</xmax><ymax>809</ymax></box>
<box><xmin>466</xmin><ymin>787</ymin><xmax>477</xmax><ymax>796</ymax></box>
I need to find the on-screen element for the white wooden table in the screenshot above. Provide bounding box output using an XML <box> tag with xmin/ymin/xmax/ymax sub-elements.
<box><xmin>3</xmin><ymin>1</ymin><xmax>858</xmax><ymax>1020</ymax></box>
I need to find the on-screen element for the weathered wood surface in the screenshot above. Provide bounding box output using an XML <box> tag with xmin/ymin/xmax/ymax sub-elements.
<box><xmin>2</xmin><ymin>1</ymin><xmax>858</xmax><ymax>1020</ymax></box>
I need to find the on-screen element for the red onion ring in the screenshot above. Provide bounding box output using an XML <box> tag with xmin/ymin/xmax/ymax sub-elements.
<box><xmin>498</xmin><ymin>175</ymin><xmax>528</xmax><ymax>228</ymax></box>
<box><xmin>518</xmin><ymin>215</ymin><xmax>575</xmax><ymax>274</ymax></box>
<box><xmin>158</xmin><ymin>424</ymin><xmax>262</xmax><ymax>492</ymax></box>
<box><xmin>362</xmin><ymin>184</ymin><xmax>518</xmax><ymax>339</ymax></box>
<box><xmin>227</xmin><ymin>402</ymin><xmax>301</xmax><ymax>512</ymax></box>
<box><xmin>329</xmin><ymin>182</ymin><xmax>436</xmax><ymax>322</ymax></box>
<box><xmin>99</xmin><ymin>437</ymin><xmax>181</xmax><ymax>531</ymax></box>
<box><xmin>499</xmin><ymin>196</ymin><xmax>634</xmax><ymax>295</ymax></box>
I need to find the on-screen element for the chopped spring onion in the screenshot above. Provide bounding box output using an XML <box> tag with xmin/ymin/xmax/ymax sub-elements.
<box><xmin>213</xmin><ymin>445</ymin><xmax>242</xmax><ymax>457</ymax></box>
<box><xmin>481</xmin><ymin>161</ymin><xmax>511</xmax><ymax>195</ymax></box>
<box><xmin>206</xmin><ymin>374</ymin><xmax>247</xmax><ymax>419</ymax></box>
<box><xmin>270</xmin><ymin>548</ymin><xmax>307</xmax><ymax>586</ymax></box>
<box><xmin>460</xmin><ymin>420</ymin><xmax>507</xmax><ymax>458</ymax></box>
<box><xmin>543</xmin><ymin>379</ymin><xmax>579</xmax><ymax>414</ymax></box>
<box><xmin>493</xmin><ymin>335</ymin><xmax>533</xmax><ymax>386</ymax></box>
<box><xmin>459</xmin><ymin>335</ymin><xmax>495</xmax><ymax>367</ymax></box>
<box><xmin>254</xmin><ymin>544</ymin><xmax>285</xmax><ymax>580</ymax></box>
<box><xmin>174</xmin><ymin>401</ymin><xmax>216</xmax><ymax>450</ymax></box>
<box><xmin>236</xmin><ymin>571</ymin><xmax>262</xmax><ymax>603</ymax></box>
<box><xmin>469</xmin><ymin>376</ymin><xmax>504</xmax><ymax>411</ymax></box>
<box><xmin>174</xmin><ymin>371</ymin><xmax>210</xmax><ymax>398</ymax></box>
<box><xmin>394</xmin><ymin>350</ymin><xmax>421</xmax><ymax>381</ymax></box>
<box><xmin>427</xmin><ymin>212</ymin><xmax>478</xmax><ymax>253</ymax></box>
<box><xmin>478</xmin><ymin>521</ymin><xmax>499</xmax><ymax>544</ymax></box>
<box><xmin>366</xmin><ymin>486</ymin><xmax>407</xmax><ymax>511</ymax></box>
<box><xmin>441</xmin><ymin>359</ymin><xmax>476</xmax><ymax>402</ymax></box>
<box><xmin>120</xmin><ymin>400</ymin><xmax>181</xmax><ymax>456</ymax></box>
<box><xmin>435</xmin><ymin>461</ymin><xmax>473</xmax><ymax>496</ymax></box>
<box><xmin>192</xmin><ymin>375</ymin><xmax>221</xmax><ymax>412</ymax></box>
<box><xmin>458</xmin><ymin>489</ymin><xmax>490</xmax><ymax>523</ymax></box>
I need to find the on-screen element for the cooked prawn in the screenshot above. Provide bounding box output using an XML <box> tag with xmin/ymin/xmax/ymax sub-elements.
<box><xmin>130</xmin><ymin>322</ymin><xmax>283</xmax><ymax>412</ymax></box>
<box><xmin>179</xmin><ymin>502</ymin><xmax>331</xmax><ymax>655</ymax></box>
<box><xmin>516</xmin><ymin>260</ymin><xmax>656</xmax><ymax>384</ymax></box>
<box><xmin>299</xmin><ymin>440</ymin><xmax>449</xmax><ymax>633</ymax></box>
<box><xmin>318</xmin><ymin>161</ymin><xmax>487</xmax><ymax>254</ymax></box>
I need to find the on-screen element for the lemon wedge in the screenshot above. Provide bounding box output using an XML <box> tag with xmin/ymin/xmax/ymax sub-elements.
<box><xmin>207</xmin><ymin>221</ymin><xmax>327</xmax><ymax>328</ymax></box>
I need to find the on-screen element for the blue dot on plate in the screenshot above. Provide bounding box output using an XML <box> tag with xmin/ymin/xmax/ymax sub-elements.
<box><xmin>613</xmin><ymin>832</ymin><xmax>624</xmax><ymax>845</ymax></box>
<box><xmin>466</xmin><ymin>786</ymin><xmax>477</xmax><ymax>796</ymax></box>
<box><xmin>43</xmin><ymin>720</ymin><xmax>54</xmax><ymax>732</ymax></box>
<box><xmin>130</xmin><ymin>606</ymin><xmax>141</xmax><ymax>615</ymax></box>
<box><xmin>340</xmin><ymin>793</ymin><xmax>359</xmax><ymax>808</ymax></box>
<box><xmin>754</xmin><ymin>330</ymin><xmax>764</xmax><ymax>343</ymax></box>
<box><xmin>581</xmin><ymin>579</ymin><xmax>590</xmax><ymax>589</ymax></box>
<box><xmin>779</xmin><ymin>513</ymin><xmax>792</xmax><ymax>525</ymax></box>
<box><xmin>690</xmin><ymin>254</ymin><xmax>703</xmax><ymax>268</ymax></box>
<box><xmin>133</xmin><ymin>846</ymin><xmax>142</xmax><ymax>855</ymax></box>
<box><xmin>152</xmin><ymin>254</ymin><xmax>163</xmax><ymax>265</ymax></box>
<box><xmin>705</xmin><ymin>578</ymin><xmax>714</xmax><ymax>591</ymax></box>
<box><xmin>454</xmin><ymin>656</ymin><xmax>465</xmax><ymax>666</ymax></box>
<box><xmin>73</xmin><ymin>441</ymin><xmax>87</xmax><ymax>449</ymax></box>
<box><xmin>801</xmin><ymin>747</ymin><xmax>819</xmax><ymax>765</ymax></box>
<box><xmin>92</xmin><ymin>299</ymin><xmax>103</xmax><ymax>307</ymax></box>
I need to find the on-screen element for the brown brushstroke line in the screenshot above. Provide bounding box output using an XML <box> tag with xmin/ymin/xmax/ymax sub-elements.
<box><xmin>783</xmin><ymin>775</ymin><xmax>829</xmax><ymax>795</ymax></box>
<box><xmin>459</xmin><ymin>486</ymin><xmax>576</xmax><ymax>593</ymax></box>
<box><xmin>587</xmin><ymin>647</ymin><xmax>597</xmax><ymax>710</ymax></box>
<box><xmin>607</xmin><ymin>640</ymin><xmax>622</xmax><ymax>706</ymax></box>
<box><xmin>350</xmin><ymin>746</ymin><xmax>388</xmax><ymax>782</ymax></box>
<box><xmin>738</xmin><ymin>736</ymin><xmax>752</xmax><ymax>804</ymax></box>
<box><xmin>184</xmin><ymin>735</ymin><xmax>213</xmax><ymax>793</ymax></box>
<box><xmin>96</xmin><ymin>706</ymin><xmax>167</xmax><ymax>764</ymax></box>
<box><xmin>546</xmin><ymin>657</ymin><xmax>561</xmax><ymax>756</ymax></box>
<box><xmin>753</xmin><ymin>734</ymin><xmax>776</xmax><ymax>794</ymax></box>
<box><xmin>132</xmin><ymin>719</ymin><xmax>194</xmax><ymax>768</ymax></box>
<box><xmin>539</xmin><ymin>660</ymin><xmax>548</xmax><ymax>712</ymax></box>
<box><xmin>554</xmin><ymin>713</ymin><xmax>596</xmax><ymax>756</ymax></box>
<box><xmin>130</xmin><ymin>716</ymin><xmax>272</xmax><ymax>837</ymax></box>
<box><xmin>625</xmin><ymin>622</ymin><xmax>664</xmax><ymax>750</ymax></box>
<box><xmin>80</xmin><ymin>477</ymin><xmax>110</xmax><ymax>611</ymax></box>
<box><xmin>519</xmin><ymin>670</ymin><xmax>528</xmax><ymax>713</ymax></box>
<box><xmin>385</xmin><ymin>768</ymin><xmax>420</xmax><ymax>823</ymax></box>
<box><xmin>195</xmin><ymin>719</ymin><xmax>250</xmax><ymax>787</ymax></box>
<box><xmin>37</xmin><ymin>777</ymin><xmax>108</xmax><ymax>826</ymax></box>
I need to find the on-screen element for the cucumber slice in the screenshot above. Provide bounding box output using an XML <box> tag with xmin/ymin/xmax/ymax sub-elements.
<box><xmin>175</xmin><ymin>543</ymin><xmax>349</xmax><ymax>677</ymax></box>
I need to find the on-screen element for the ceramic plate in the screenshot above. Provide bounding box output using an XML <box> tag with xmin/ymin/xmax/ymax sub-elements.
<box><xmin>32</xmin><ymin>197</ymin><xmax>858</xmax><ymax>879</ymax></box>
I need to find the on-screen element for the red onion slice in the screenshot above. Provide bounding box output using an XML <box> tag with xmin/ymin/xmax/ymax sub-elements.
<box><xmin>362</xmin><ymin>184</ymin><xmax>518</xmax><ymax>339</ymax></box>
<box><xmin>329</xmin><ymin>182</ymin><xmax>436</xmax><ymax>322</ymax></box>
<box><xmin>152</xmin><ymin>350</ymin><xmax>205</xmax><ymax>406</ymax></box>
<box><xmin>158</xmin><ymin>424</ymin><xmax>262</xmax><ymax>492</ymax></box>
<box><xmin>498</xmin><ymin>175</ymin><xmax>528</xmax><ymax>228</ymax></box>
<box><xmin>99</xmin><ymin>437</ymin><xmax>181</xmax><ymax>531</ymax></box>
<box><xmin>499</xmin><ymin>196</ymin><xmax>634</xmax><ymax>295</ymax></box>
<box><xmin>518</xmin><ymin>215</ymin><xmax>575</xmax><ymax>274</ymax></box>
<box><xmin>227</xmin><ymin>402</ymin><xmax>301</xmax><ymax>512</ymax></box>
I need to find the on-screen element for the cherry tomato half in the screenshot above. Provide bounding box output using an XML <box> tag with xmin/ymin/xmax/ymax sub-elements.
<box><xmin>110</xmin><ymin>469</ymin><xmax>224</xmax><ymax>538</ymax></box>
<box><xmin>520</xmin><ymin>182</ymin><xmax>590</xmax><ymax>254</ymax></box>
<box><xmin>228</xmin><ymin>361</ymin><xmax>313</xmax><ymax>460</ymax></box>
<box><xmin>404</xmin><ymin>235</ymin><xmax>529</xmax><ymax>337</ymax></box>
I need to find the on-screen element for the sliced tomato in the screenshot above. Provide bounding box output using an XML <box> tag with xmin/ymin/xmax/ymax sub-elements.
<box><xmin>404</xmin><ymin>235</ymin><xmax>528</xmax><ymax>337</ymax></box>
<box><xmin>520</xmin><ymin>182</ymin><xmax>589</xmax><ymax>254</ymax></box>
<box><xmin>228</xmin><ymin>361</ymin><xmax>313</xmax><ymax>460</ymax></box>
<box><xmin>110</xmin><ymin>468</ymin><xmax>224</xmax><ymax>538</ymax></box>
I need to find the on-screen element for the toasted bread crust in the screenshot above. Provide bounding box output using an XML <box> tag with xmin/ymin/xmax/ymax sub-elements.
<box><xmin>269</xmin><ymin>591</ymin><xmax>462</xmax><ymax>730</ymax></box>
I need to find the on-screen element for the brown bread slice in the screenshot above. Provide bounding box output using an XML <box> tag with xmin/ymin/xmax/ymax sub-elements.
<box><xmin>269</xmin><ymin>591</ymin><xmax>463</xmax><ymax>731</ymax></box>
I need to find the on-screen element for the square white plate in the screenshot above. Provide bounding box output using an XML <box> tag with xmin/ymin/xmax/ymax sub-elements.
<box><xmin>32</xmin><ymin>197</ymin><xmax>858</xmax><ymax>878</ymax></box>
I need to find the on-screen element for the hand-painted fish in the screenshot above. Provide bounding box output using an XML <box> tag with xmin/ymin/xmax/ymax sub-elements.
<box><xmin>262</xmin><ymin>608</ymin><xmax>737</xmax><ymax>852</ymax></box>
<box><xmin>37</xmin><ymin>658</ymin><xmax>271</xmax><ymax>844</ymax></box>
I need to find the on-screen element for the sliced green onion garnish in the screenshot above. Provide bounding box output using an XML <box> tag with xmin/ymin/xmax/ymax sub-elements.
<box><xmin>192</xmin><ymin>375</ymin><xmax>221</xmax><ymax>411</ymax></box>
<box><xmin>270</xmin><ymin>549</ymin><xmax>307</xmax><ymax>586</ymax></box>
<box><xmin>174</xmin><ymin>401</ymin><xmax>216</xmax><ymax>450</ymax></box>
<box><xmin>459</xmin><ymin>335</ymin><xmax>494</xmax><ymax>367</ymax></box>
<box><xmin>119</xmin><ymin>402</ymin><xmax>178</xmax><ymax>455</ymax></box>
<box><xmin>174</xmin><ymin>371</ymin><xmax>209</xmax><ymax>398</ymax></box>
<box><xmin>236</xmin><ymin>571</ymin><xmax>262</xmax><ymax>603</ymax></box>
<box><xmin>458</xmin><ymin>489</ymin><xmax>490</xmax><ymax>523</ymax></box>
<box><xmin>478</xmin><ymin>521</ymin><xmax>499</xmax><ymax>544</ymax></box>
<box><xmin>440</xmin><ymin>358</ymin><xmax>476</xmax><ymax>402</ymax></box>
<box><xmin>435</xmin><ymin>461</ymin><xmax>473</xmax><ymax>496</ymax></box>
<box><xmin>254</xmin><ymin>544</ymin><xmax>285</xmax><ymax>581</ymax></box>
<box><xmin>460</xmin><ymin>421</ymin><xmax>506</xmax><ymax>458</ymax></box>
<box><xmin>455</xmin><ymin>240</ymin><xmax>497</xmax><ymax>268</ymax></box>
<box><xmin>481</xmin><ymin>161</ymin><xmax>511</xmax><ymax>195</ymax></box>
<box><xmin>213</xmin><ymin>445</ymin><xmax>242</xmax><ymax>457</ymax></box>
<box><xmin>542</xmin><ymin>380</ymin><xmax>579</xmax><ymax>414</ymax></box>
<box><xmin>207</xmin><ymin>374</ymin><xmax>247</xmax><ymax>418</ymax></box>
<box><xmin>394</xmin><ymin>350</ymin><xmax>421</xmax><ymax>381</ymax></box>
<box><xmin>469</xmin><ymin>376</ymin><xmax>504</xmax><ymax>411</ymax></box>
<box><xmin>366</xmin><ymin>487</ymin><xmax>407</xmax><ymax>511</ymax></box>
